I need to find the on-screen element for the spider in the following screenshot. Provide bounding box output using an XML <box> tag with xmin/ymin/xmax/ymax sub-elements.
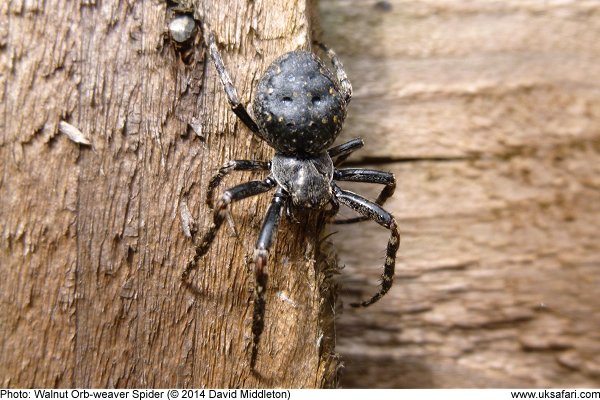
<box><xmin>182</xmin><ymin>26</ymin><xmax>400</xmax><ymax>368</ymax></box>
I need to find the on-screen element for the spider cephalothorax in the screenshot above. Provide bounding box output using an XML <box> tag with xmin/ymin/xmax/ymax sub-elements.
<box><xmin>182</xmin><ymin>26</ymin><xmax>400</xmax><ymax>369</ymax></box>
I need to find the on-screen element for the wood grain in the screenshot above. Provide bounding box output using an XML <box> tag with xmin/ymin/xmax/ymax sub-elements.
<box><xmin>0</xmin><ymin>0</ymin><xmax>338</xmax><ymax>388</ymax></box>
<box><xmin>318</xmin><ymin>0</ymin><xmax>600</xmax><ymax>387</ymax></box>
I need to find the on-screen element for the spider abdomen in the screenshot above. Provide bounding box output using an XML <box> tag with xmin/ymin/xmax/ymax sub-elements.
<box><xmin>253</xmin><ymin>51</ymin><xmax>347</xmax><ymax>156</ymax></box>
<box><xmin>271</xmin><ymin>152</ymin><xmax>334</xmax><ymax>209</ymax></box>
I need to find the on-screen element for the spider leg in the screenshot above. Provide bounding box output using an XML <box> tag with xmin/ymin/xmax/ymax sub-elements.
<box><xmin>333</xmin><ymin>168</ymin><xmax>396</xmax><ymax>224</ymax></box>
<box><xmin>327</xmin><ymin>138</ymin><xmax>364</xmax><ymax>167</ymax></box>
<box><xmin>328</xmin><ymin>138</ymin><xmax>364</xmax><ymax>158</ymax></box>
<box><xmin>313</xmin><ymin>42</ymin><xmax>353</xmax><ymax>103</ymax></box>
<box><xmin>206</xmin><ymin>160</ymin><xmax>271</xmax><ymax>209</ymax></box>
<box><xmin>251</xmin><ymin>188</ymin><xmax>286</xmax><ymax>369</ymax></box>
<box><xmin>204</xmin><ymin>27</ymin><xmax>264</xmax><ymax>139</ymax></box>
<box><xmin>327</xmin><ymin>138</ymin><xmax>365</xmax><ymax>166</ymax></box>
<box><xmin>333</xmin><ymin>184</ymin><xmax>400</xmax><ymax>307</ymax></box>
<box><xmin>182</xmin><ymin>178</ymin><xmax>276</xmax><ymax>280</ymax></box>
<box><xmin>323</xmin><ymin>196</ymin><xmax>340</xmax><ymax>221</ymax></box>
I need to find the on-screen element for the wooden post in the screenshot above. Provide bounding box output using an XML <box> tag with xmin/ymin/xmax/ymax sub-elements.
<box><xmin>0</xmin><ymin>0</ymin><xmax>337</xmax><ymax>387</ymax></box>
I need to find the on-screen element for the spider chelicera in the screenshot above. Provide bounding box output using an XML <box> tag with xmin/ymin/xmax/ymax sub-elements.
<box><xmin>182</xmin><ymin>26</ymin><xmax>400</xmax><ymax>368</ymax></box>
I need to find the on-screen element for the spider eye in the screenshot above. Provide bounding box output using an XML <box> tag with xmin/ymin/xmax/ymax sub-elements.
<box><xmin>311</xmin><ymin>96</ymin><xmax>321</xmax><ymax>104</ymax></box>
<box><xmin>281</xmin><ymin>96</ymin><xmax>293</xmax><ymax>103</ymax></box>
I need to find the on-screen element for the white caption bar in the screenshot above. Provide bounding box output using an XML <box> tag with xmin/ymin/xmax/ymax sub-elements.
<box><xmin>1</xmin><ymin>389</ymin><xmax>599</xmax><ymax>400</ymax></box>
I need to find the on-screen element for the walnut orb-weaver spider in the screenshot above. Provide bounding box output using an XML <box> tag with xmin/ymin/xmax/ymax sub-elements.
<box><xmin>183</xmin><ymin>26</ymin><xmax>400</xmax><ymax>368</ymax></box>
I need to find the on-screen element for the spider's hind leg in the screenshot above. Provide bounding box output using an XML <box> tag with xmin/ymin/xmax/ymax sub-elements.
<box><xmin>314</xmin><ymin>42</ymin><xmax>352</xmax><ymax>103</ymax></box>
<box><xmin>251</xmin><ymin>189</ymin><xmax>286</xmax><ymax>369</ymax></box>
<box><xmin>333</xmin><ymin>185</ymin><xmax>400</xmax><ymax>307</ymax></box>
<box><xmin>182</xmin><ymin>178</ymin><xmax>276</xmax><ymax>280</ymax></box>
<box><xmin>203</xmin><ymin>26</ymin><xmax>264</xmax><ymax>138</ymax></box>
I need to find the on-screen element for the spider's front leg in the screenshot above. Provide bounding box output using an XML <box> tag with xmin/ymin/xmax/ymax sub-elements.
<box><xmin>332</xmin><ymin>184</ymin><xmax>400</xmax><ymax>307</ymax></box>
<box><xmin>182</xmin><ymin>178</ymin><xmax>276</xmax><ymax>280</ymax></box>
<box><xmin>251</xmin><ymin>188</ymin><xmax>286</xmax><ymax>369</ymax></box>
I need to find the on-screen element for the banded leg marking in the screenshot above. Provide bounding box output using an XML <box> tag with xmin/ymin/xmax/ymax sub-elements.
<box><xmin>333</xmin><ymin>185</ymin><xmax>400</xmax><ymax>307</ymax></box>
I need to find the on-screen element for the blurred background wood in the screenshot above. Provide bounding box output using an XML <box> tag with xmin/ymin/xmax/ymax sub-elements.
<box><xmin>318</xmin><ymin>0</ymin><xmax>600</xmax><ymax>388</ymax></box>
<box><xmin>0</xmin><ymin>0</ymin><xmax>338</xmax><ymax>387</ymax></box>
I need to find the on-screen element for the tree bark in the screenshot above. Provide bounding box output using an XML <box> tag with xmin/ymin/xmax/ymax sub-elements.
<box><xmin>1</xmin><ymin>0</ymin><xmax>338</xmax><ymax>388</ymax></box>
<box><xmin>319</xmin><ymin>0</ymin><xmax>600</xmax><ymax>388</ymax></box>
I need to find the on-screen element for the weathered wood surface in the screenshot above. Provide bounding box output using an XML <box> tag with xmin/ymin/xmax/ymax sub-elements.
<box><xmin>0</xmin><ymin>0</ymin><xmax>338</xmax><ymax>388</ymax></box>
<box><xmin>319</xmin><ymin>0</ymin><xmax>600</xmax><ymax>388</ymax></box>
